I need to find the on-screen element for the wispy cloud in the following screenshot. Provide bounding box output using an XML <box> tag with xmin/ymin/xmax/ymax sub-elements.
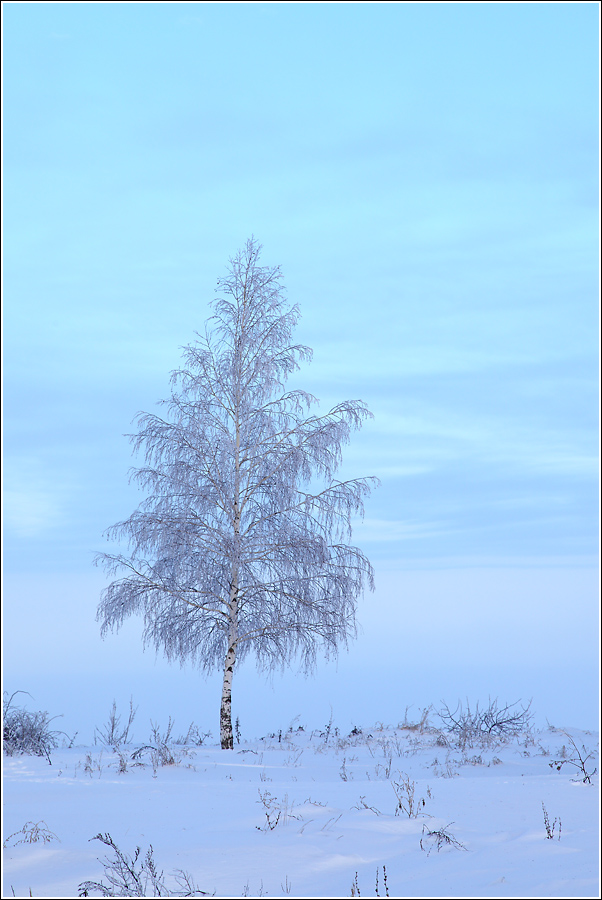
<box><xmin>352</xmin><ymin>517</ymin><xmax>448</xmax><ymax>544</ymax></box>
<box><xmin>368</xmin><ymin>407</ymin><xmax>597</xmax><ymax>478</ymax></box>
<box><xmin>3</xmin><ymin>459</ymin><xmax>68</xmax><ymax>538</ymax></box>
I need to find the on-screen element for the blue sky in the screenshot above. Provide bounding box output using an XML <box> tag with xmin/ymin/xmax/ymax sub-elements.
<box><xmin>3</xmin><ymin>3</ymin><xmax>599</xmax><ymax>741</ymax></box>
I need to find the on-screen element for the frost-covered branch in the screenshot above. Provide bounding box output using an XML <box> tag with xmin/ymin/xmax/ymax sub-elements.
<box><xmin>96</xmin><ymin>238</ymin><xmax>377</xmax><ymax>748</ymax></box>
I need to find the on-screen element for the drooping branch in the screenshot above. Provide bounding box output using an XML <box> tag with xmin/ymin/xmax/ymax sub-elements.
<box><xmin>96</xmin><ymin>238</ymin><xmax>378</xmax><ymax>743</ymax></box>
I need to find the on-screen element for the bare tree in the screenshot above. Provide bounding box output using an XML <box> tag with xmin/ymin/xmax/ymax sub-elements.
<box><xmin>96</xmin><ymin>238</ymin><xmax>377</xmax><ymax>749</ymax></box>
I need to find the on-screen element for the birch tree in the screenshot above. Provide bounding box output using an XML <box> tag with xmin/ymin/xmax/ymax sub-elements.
<box><xmin>96</xmin><ymin>238</ymin><xmax>377</xmax><ymax>749</ymax></box>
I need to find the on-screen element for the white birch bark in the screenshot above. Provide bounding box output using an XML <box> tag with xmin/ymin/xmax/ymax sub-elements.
<box><xmin>220</xmin><ymin>624</ymin><xmax>237</xmax><ymax>749</ymax></box>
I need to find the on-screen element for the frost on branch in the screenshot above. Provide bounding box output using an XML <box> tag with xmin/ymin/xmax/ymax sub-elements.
<box><xmin>96</xmin><ymin>238</ymin><xmax>378</xmax><ymax>748</ymax></box>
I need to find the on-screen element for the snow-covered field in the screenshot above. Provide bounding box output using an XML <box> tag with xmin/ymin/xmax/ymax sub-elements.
<box><xmin>3</xmin><ymin>710</ymin><xmax>599</xmax><ymax>899</ymax></box>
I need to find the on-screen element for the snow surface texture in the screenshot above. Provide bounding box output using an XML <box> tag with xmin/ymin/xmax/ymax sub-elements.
<box><xmin>3</xmin><ymin>714</ymin><xmax>599</xmax><ymax>898</ymax></box>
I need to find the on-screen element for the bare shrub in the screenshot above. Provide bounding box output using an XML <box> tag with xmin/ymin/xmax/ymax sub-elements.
<box><xmin>114</xmin><ymin>752</ymin><xmax>129</xmax><ymax>775</ymax></box>
<box><xmin>399</xmin><ymin>705</ymin><xmax>432</xmax><ymax>733</ymax></box>
<box><xmin>429</xmin><ymin>754</ymin><xmax>459</xmax><ymax>779</ymax></box>
<box><xmin>319</xmin><ymin>709</ymin><xmax>335</xmax><ymax>746</ymax></box>
<box><xmin>94</xmin><ymin>699</ymin><xmax>137</xmax><ymax>749</ymax></box>
<box><xmin>549</xmin><ymin>731</ymin><xmax>598</xmax><ymax>784</ymax></box>
<box><xmin>352</xmin><ymin>796</ymin><xmax>382</xmax><ymax>816</ymax></box>
<box><xmin>373</xmin><ymin>756</ymin><xmax>393</xmax><ymax>779</ymax></box>
<box><xmin>420</xmin><ymin>822</ymin><xmax>467</xmax><ymax>855</ymax></box>
<box><xmin>78</xmin><ymin>833</ymin><xmax>210</xmax><ymax>897</ymax></box>
<box><xmin>541</xmin><ymin>802</ymin><xmax>561</xmax><ymax>840</ymax></box>
<box><xmin>391</xmin><ymin>773</ymin><xmax>430</xmax><ymax>818</ymax></box>
<box><xmin>3</xmin><ymin>691</ymin><xmax>71</xmax><ymax>763</ymax></box>
<box><xmin>175</xmin><ymin>724</ymin><xmax>212</xmax><ymax>746</ymax></box>
<box><xmin>149</xmin><ymin>718</ymin><xmax>179</xmax><ymax>766</ymax></box>
<box><xmin>283</xmin><ymin>749</ymin><xmax>304</xmax><ymax>768</ymax></box>
<box><xmin>460</xmin><ymin>754</ymin><xmax>485</xmax><ymax>767</ymax></box>
<box><xmin>437</xmin><ymin>698</ymin><xmax>533</xmax><ymax>749</ymax></box>
<box><xmin>255</xmin><ymin>790</ymin><xmax>301</xmax><ymax>831</ymax></box>
<box><xmin>3</xmin><ymin>821</ymin><xmax>60</xmax><ymax>848</ymax></box>
<box><xmin>339</xmin><ymin>757</ymin><xmax>352</xmax><ymax>781</ymax></box>
<box><xmin>130</xmin><ymin>718</ymin><xmax>193</xmax><ymax>772</ymax></box>
<box><xmin>84</xmin><ymin>752</ymin><xmax>105</xmax><ymax>778</ymax></box>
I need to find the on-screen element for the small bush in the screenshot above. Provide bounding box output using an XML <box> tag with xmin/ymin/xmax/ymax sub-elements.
<box><xmin>391</xmin><ymin>773</ymin><xmax>430</xmax><ymax>818</ymax></box>
<box><xmin>175</xmin><ymin>723</ymin><xmax>212</xmax><ymax>747</ymax></box>
<box><xmin>105</xmin><ymin>717</ymin><xmax>207</xmax><ymax>774</ymax></box>
<box><xmin>3</xmin><ymin>691</ymin><xmax>71</xmax><ymax>763</ymax></box>
<box><xmin>94</xmin><ymin>699</ymin><xmax>137</xmax><ymax>749</ymax></box>
<box><xmin>78</xmin><ymin>833</ymin><xmax>211</xmax><ymax>897</ymax></box>
<box><xmin>399</xmin><ymin>705</ymin><xmax>433</xmax><ymax>733</ymax></box>
<box><xmin>149</xmin><ymin>718</ymin><xmax>179</xmax><ymax>766</ymax></box>
<box><xmin>549</xmin><ymin>731</ymin><xmax>598</xmax><ymax>784</ymax></box>
<box><xmin>437</xmin><ymin>698</ymin><xmax>533</xmax><ymax>749</ymax></box>
<box><xmin>3</xmin><ymin>821</ymin><xmax>60</xmax><ymax>848</ymax></box>
<box><xmin>256</xmin><ymin>790</ymin><xmax>301</xmax><ymax>831</ymax></box>
<box><xmin>84</xmin><ymin>752</ymin><xmax>105</xmax><ymax>778</ymax></box>
<box><xmin>541</xmin><ymin>802</ymin><xmax>561</xmax><ymax>840</ymax></box>
<box><xmin>420</xmin><ymin>822</ymin><xmax>467</xmax><ymax>855</ymax></box>
<box><xmin>130</xmin><ymin>718</ymin><xmax>190</xmax><ymax>772</ymax></box>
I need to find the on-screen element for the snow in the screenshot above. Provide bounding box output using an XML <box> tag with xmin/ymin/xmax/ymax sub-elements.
<box><xmin>2</xmin><ymin>717</ymin><xmax>599</xmax><ymax>898</ymax></box>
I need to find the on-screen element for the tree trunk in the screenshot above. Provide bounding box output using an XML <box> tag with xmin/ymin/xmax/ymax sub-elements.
<box><xmin>223</xmin><ymin>373</ymin><xmax>241</xmax><ymax>751</ymax></box>
<box><xmin>220</xmin><ymin>576</ymin><xmax>238</xmax><ymax>749</ymax></box>
<box><xmin>220</xmin><ymin>641</ymin><xmax>236</xmax><ymax>749</ymax></box>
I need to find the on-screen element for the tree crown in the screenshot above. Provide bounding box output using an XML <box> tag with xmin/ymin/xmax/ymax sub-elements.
<box><xmin>97</xmin><ymin>238</ymin><xmax>378</xmax><ymax>676</ymax></box>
